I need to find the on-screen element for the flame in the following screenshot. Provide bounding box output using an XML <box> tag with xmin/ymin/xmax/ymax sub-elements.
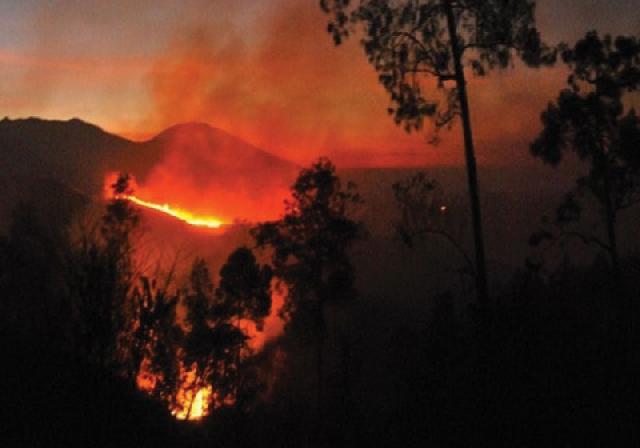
<box><xmin>173</xmin><ymin>385</ymin><xmax>212</xmax><ymax>421</ymax></box>
<box><xmin>120</xmin><ymin>194</ymin><xmax>225</xmax><ymax>229</ymax></box>
<box><xmin>136</xmin><ymin>290</ymin><xmax>285</xmax><ymax>421</ymax></box>
<box><xmin>136</xmin><ymin>359</ymin><xmax>212</xmax><ymax>421</ymax></box>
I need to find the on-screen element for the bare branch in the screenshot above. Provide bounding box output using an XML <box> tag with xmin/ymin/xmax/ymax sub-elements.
<box><xmin>409</xmin><ymin>227</ymin><xmax>476</xmax><ymax>278</ymax></box>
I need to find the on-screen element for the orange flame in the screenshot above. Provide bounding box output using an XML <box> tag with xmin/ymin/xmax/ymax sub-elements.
<box><xmin>172</xmin><ymin>385</ymin><xmax>212</xmax><ymax>421</ymax></box>
<box><xmin>136</xmin><ymin>359</ymin><xmax>212</xmax><ymax>421</ymax></box>
<box><xmin>120</xmin><ymin>194</ymin><xmax>226</xmax><ymax>229</ymax></box>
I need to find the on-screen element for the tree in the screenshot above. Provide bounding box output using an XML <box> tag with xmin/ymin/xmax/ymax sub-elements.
<box><xmin>252</xmin><ymin>158</ymin><xmax>363</xmax><ymax>413</ymax></box>
<box><xmin>183</xmin><ymin>250</ymin><xmax>272</xmax><ymax>416</ymax></box>
<box><xmin>320</xmin><ymin>0</ymin><xmax>556</xmax><ymax>305</ymax></box>
<box><xmin>216</xmin><ymin>247</ymin><xmax>273</xmax><ymax>331</ymax></box>
<box><xmin>215</xmin><ymin>247</ymin><xmax>273</xmax><ymax>410</ymax></box>
<box><xmin>67</xmin><ymin>173</ymin><xmax>141</xmax><ymax>371</ymax></box>
<box><xmin>530</xmin><ymin>32</ymin><xmax>640</xmax><ymax>279</ymax></box>
<box><xmin>130</xmin><ymin>276</ymin><xmax>182</xmax><ymax>407</ymax></box>
<box><xmin>393</xmin><ymin>172</ymin><xmax>474</xmax><ymax>293</ymax></box>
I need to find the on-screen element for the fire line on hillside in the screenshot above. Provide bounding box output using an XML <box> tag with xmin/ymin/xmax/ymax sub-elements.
<box><xmin>119</xmin><ymin>194</ymin><xmax>226</xmax><ymax>229</ymax></box>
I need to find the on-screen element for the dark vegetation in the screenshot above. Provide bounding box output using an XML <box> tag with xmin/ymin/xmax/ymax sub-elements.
<box><xmin>0</xmin><ymin>3</ymin><xmax>637</xmax><ymax>447</ymax></box>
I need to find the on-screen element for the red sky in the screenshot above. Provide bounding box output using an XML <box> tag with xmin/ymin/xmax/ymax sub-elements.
<box><xmin>0</xmin><ymin>0</ymin><xmax>638</xmax><ymax>167</ymax></box>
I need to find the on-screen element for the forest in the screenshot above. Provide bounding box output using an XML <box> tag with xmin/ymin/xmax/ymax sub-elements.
<box><xmin>0</xmin><ymin>1</ymin><xmax>637</xmax><ymax>447</ymax></box>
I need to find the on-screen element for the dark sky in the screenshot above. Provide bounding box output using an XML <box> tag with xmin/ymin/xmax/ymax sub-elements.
<box><xmin>0</xmin><ymin>0</ymin><xmax>638</xmax><ymax>167</ymax></box>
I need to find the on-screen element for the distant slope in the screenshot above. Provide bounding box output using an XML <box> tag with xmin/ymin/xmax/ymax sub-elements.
<box><xmin>0</xmin><ymin>117</ymin><xmax>300</xmax><ymax>225</ymax></box>
<box><xmin>0</xmin><ymin>117</ymin><xmax>299</xmax><ymax>196</ymax></box>
<box><xmin>0</xmin><ymin>117</ymin><xmax>131</xmax><ymax>195</ymax></box>
<box><xmin>117</xmin><ymin>122</ymin><xmax>299</xmax><ymax>192</ymax></box>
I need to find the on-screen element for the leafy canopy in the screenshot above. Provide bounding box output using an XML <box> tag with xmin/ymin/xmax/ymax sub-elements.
<box><xmin>321</xmin><ymin>0</ymin><xmax>556</xmax><ymax>131</ymax></box>
<box><xmin>531</xmin><ymin>32</ymin><xmax>640</xmax><ymax>214</ymax></box>
<box><xmin>183</xmin><ymin>249</ymin><xmax>272</xmax><ymax>407</ymax></box>
<box><xmin>252</xmin><ymin>158</ymin><xmax>363</xmax><ymax>327</ymax></box>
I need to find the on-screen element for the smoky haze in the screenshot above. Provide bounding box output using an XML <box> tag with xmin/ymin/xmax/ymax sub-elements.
<box><xmin>2</xmin><ymin>0</ymin><xmax>637</xmax><ymax>167</ymax></box>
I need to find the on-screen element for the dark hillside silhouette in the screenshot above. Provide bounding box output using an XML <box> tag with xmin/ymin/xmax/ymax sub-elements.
<box><xmin>0</xmin><ymin>117</ymin><xmax>130</xmax><ymax>194</ymax></box>
<box><xmin>0</xmin><ymin>118</ymin><xmax>299</xmax><ymax>222</ymax></box>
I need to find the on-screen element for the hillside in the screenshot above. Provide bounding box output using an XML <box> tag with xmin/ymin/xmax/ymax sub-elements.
<box><xmin>0</xmin><ymin>117</ymin><xmax>300</xmax><ymax>223</ymax></box>
<box><xmin>0</xmin><ymin>117</ymin><xmax>130</xmax><ymax>195</ymax></box>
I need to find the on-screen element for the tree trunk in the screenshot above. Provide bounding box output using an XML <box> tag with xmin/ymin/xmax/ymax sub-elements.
<box><xmin>444</xmin><ymin>2</ymin><xmax>492</xmax><ymax>443</ymax></box>
<box><xmin>316</xmin><ymin>302</ymin><xmax>324</xmax><ymax>418</ymax></box>
<box><xmin>603</xmin><ymin>174</ymin><xmax>621</xmax><ymax>279</ymax></box>
<box><xmin>443</xmin><ymin>0</ymin><xmax>490</xmax><ymax>306</ymax></box>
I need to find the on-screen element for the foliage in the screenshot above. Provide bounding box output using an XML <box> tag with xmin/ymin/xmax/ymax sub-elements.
<box><xmin>252</xmin><ymin>158</ymin><xmax>364</xmax><ymax>334</ymax></box>
<box><xmin>183</xmin><ymin>249</ymin><xmax>272</xmax><ymax>411</ymax></box>
<box><xmin>393</xmin><ymin>172</ymin><xmax>474</xmax><ymax>278</ymax></box>
<box><xmin>320</xmin><ymin>0</ymin><xmax>556</xmax><ymax>132</ymax></box>
<box><xmin>320</xmin><ymin>1</ymin><xmax>556</xmax><ymax>306</ymax></box>
<box><xmin>130</xmin><ymin>277</ymin><xmax>182</xmax><ymax>405</ymax></box>
<box><xmin>67</xmin><ymin>173</ymin><xmax>141</xmax><ymax>370</ymax></box>
<box><xmin>530</xmin><ymin>32</ymin><xmax>640</xmax><ymax>270</ymax></box>
<box><xmin>217</xmin><ymin>247</ymin><xmax>273</xmax><ymax>331</ymax></box>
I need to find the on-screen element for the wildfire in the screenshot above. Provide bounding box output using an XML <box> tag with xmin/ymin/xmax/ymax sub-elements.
<box><xmin>120</xmin><ymin>194</ymin><xmax>225</xmax><ymax>229</ymax></box>
<box><xmin>136</xmin><ymin>360</ymin><xmax>212</xmax><ymax>421</ymax></box>
<box><xmin>173</xmin><ymin>385</ymin><xmax>212</xmax><ymax>421</ymax></box>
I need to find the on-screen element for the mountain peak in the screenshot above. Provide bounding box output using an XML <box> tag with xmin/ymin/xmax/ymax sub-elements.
<box><xmin>153</xmin><ymin>122</ymin><xmax>227</xmax><ymax>140</ymax></box>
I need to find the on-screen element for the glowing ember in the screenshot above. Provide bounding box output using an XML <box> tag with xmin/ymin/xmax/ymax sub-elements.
<box><xmin>120</xmin><ymin>195</ymin><xmax>225</xmax><ymax>229</ymax></box>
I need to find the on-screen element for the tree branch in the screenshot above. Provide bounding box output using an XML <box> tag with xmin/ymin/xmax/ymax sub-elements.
<box><xmin>412</xmin><ymin>227</ymin><xmax>476</xmax><ymax>278</ymax></box>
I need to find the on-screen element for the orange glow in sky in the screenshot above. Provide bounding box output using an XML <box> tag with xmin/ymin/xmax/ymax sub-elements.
<box><xmin>0</xmin><ymin>0</ymin><xmax>636</xmax><ymax>167</ymax></box>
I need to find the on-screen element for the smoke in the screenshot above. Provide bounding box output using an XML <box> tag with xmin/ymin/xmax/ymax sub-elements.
<box><xmin>124</xmin><ymin>123</ymin><xmax>298</xmax><ymax>223</ymax></box>
<box><xmin>141</xmin><ymin>1</ymin><xmax>438</xmax><ymax>167</ymax></box>
<box><xmin>3</xmin><ymin>0</ymin><xmax>637</xmax><ymax>169</ymax></box>
<box><xmin>138</xmin><ymin>0</ymin><xmax>582</xmax><ymax>168</ymax></box>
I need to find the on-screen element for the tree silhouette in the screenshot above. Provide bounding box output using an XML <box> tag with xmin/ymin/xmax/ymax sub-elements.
<box><xmin>216</xmin><ymin>247</ymin><xmax>273</xmax><ymax>331</ymax></box>
<box><xmin>130</xmin><ymin>276</ymin><xmax>182</xmax><ymax>407</ymax></box>
<box><xmin>320</xmin><ymin>0</ymin><xmax>556</xmax><ymax>305</ymax></box>
<box><xmin>215</xmin><ymin>247</ymin><xmax>273</xmax><ymax>410</ymax></box>
<box><xmin>67</xmin><ymin>173</ymin><xmax>141</xmax><ymax>371</ymax></box>
<box><xmin>530</xmin><ymin>32</ymin><xmax>640</xmax><ymax>280</ymax></box>
<box><xmin>182</xmin><ymin>258</ymin><xmax>217</xmax><ymax>418</ymax></box>
<box><xmin>183</xmin><ymin>249</ymin><xmax>272</xmax><ymax>415</ymax></box>
<box><xmin>393</xmin><ymin>172</ymin><xmax>474</xmax><ymax>292</ymax></box>
<box><xmin>252</xmin><ymin>158</ymin><xmax>363</xmax><ymax>414</ymax></box>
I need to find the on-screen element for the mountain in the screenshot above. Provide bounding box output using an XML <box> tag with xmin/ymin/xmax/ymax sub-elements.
<box><xmin>0</xmin><ymin>117</ymin><xmax>298</xmax><ymax>195</ymax></box>
<box><xmin>0</xmin><ymin>117</ymin><xmax>130</xmax><ymax>195</ymax></box>
<box><xmin>115</xmin><ymin>122</ymin><xmax>299</xmax><ymax>197</ymax></box>
<box><xmin>0</xmin><ymin>117</ymin><xmax>301</xmax><ymax>224</ymax></box>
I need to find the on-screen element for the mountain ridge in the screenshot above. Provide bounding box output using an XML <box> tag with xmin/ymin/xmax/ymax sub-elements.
<box><xmin>0</xmin><ymin>116</ymin><xmax>299</xmax><ymax>193</ymax></box>
<box><xmin>0</xmin><ymin>116</ymin><xmax>301</xmax><ymax>223</ymax></box>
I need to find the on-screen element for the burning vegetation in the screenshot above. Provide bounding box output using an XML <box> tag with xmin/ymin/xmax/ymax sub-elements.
<box><xmin>88</xmin><ymin>161</ymin><xmax>361</xmax><ymax>422</ymax></box>
<box><xmin>93</xmin><ymin>172</ymin><xmax>279</xmax><ymax>420</ymax></box>
<box><xmin>104</xmin><ymin>171</ymin><xmax>227</xmax><ymax>231</ymax></box>
<box><xmin>0</xmin><ymin>3</ymin><xmax>636</xmax><ymax>443</ymax></box>
<box><xmin>97</xmin><ymin>169</ymin><xmax>296</xmax><ymax>420</ymax></box>
<box><xmin>121</xmin><ymin>195</ymin><xmax>225</xmax><ymax>230</ymax></box>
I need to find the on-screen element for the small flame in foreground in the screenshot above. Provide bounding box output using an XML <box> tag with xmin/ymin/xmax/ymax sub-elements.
<box><xmin>173</xmin><ymin>386</ymin><xmax>212</xmax><ymax>420</ymax></box>
<box><xmin>120</xmin><ymin>195</ymin><xmax>225</xmax><ymax>229</ymax></box>
<box><xmin>136</xmin><ymin>358</ymin><xmax>213</xmax><ymax>421</ymax></box>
